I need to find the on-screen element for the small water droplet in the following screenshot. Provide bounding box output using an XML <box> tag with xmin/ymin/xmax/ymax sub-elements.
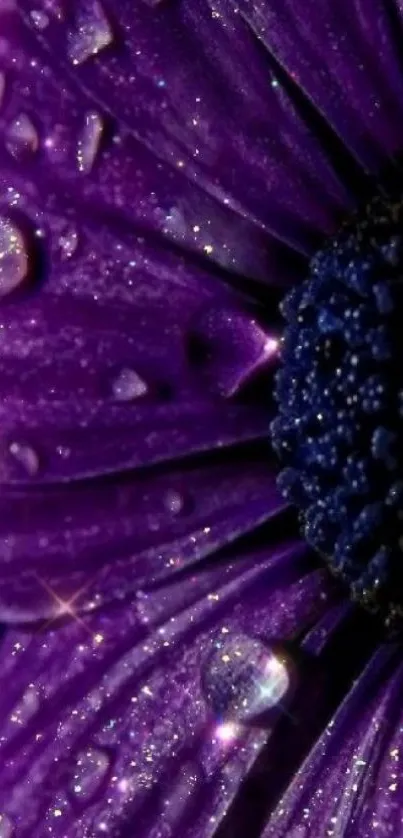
<box><xmin>44</xmin><ymin>0</ymin><xmax>65</xmax><ymax>20</ymax></box>
<box><xmin>30</xmin><ymin>9</ymin><xmax>49</xmax><ymax>29</ymax></box>
<box><xmin>164</xmin><ymin>489</ymin><xmax>185</xmax><ymax>515</ymax></box>
<box><xmin>202</xmin><ymin>634</ymin><xmax>291</xmax><ymax>723</ymax></box>
<box><xmin>12</xmin><ymin>684</ymin><xmax>40</xmax><ymax>723</ymax></box>
<box><xmin>112</xmin><ymin>368</ymin><xmax>148</xmax><ymax>401</ymax></box>
<box><xmin>69</xmin><ymin>747</ymin><xmax>111</xmax><ymax>803</ymax></box>
<box><xmin>0</xmin><ymin>217</ymin><xmax>29</xmax><ymax>296</ymax></box>
<box><xmin>6</xmin><ymin>113</ymin><xmax>39</xmax><ymax>159</ymax></box>
<box><xmin>67</xmin><ymin>1</ymin><xmax>114</xmax><ymax>66</ymax></box>
<box><xmin>59</xmin><ymin>226</ymin><xmax>79</xmax><ymax>259</ymax></box>
<box><xmin>9</xmin><ymin>441</ymin><xmax>40</xmax><ymax>477</ymax></box>
<box><xmin>56</xmin><ymin>445</ymin><xmax>71</xmax><ymax>459</ymax></box>
<box><xmin>0</xmin><ymin>815</ymin><xmax>13</xmax><ymax>838</ymax></box>
<box><xmin>77</xmin><ymin>111</ymin><xmax>103</xmax><ymax>174</ymax></box>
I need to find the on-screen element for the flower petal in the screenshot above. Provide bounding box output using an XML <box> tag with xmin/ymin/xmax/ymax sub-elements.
<box><xmin>9</xmin><ymin>1</ymin><xmax>353</xmax><ymax>254</ymax></box>
<box><xmin>236</xmin><ymin>0</ymin><xmax>403</xmax><ymax>170</ymax></box>
<box><xmin>0</xmin><ymin>175</ymin><xmax>285</xmax><ymax>620</ymax></box>
<box><xmin>1</xmin><ymin>3</ymin><xmax>302</xmax><ymax>290</ymax></box>
<box><xmin>0</xmin><ymin>544</ymin><xmax>334</xmax><ymax>836</ymax></box>
<box><xmin>263</xmin><ymin>643</ymin><xmax>402</xmax><ymax>837</ymax></box>
<box><xmin>0</xmin><ymin>450</ymin><xmax>285</xmax><ymax>621</ymax></box>
<box><xmin>0</xmin><ymin>4</ymin><xmax>296</xmax><ymax>621</ymax></box>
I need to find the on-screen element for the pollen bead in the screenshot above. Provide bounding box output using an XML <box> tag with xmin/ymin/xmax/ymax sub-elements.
<box><xmin>271</xmin><ymin>192</ymin><xmax>403</xmax><ymax>631</ymax></box>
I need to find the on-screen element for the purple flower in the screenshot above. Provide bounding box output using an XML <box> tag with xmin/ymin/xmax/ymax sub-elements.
<box><xmin>0</xmin><ymin>1</ymin><xmax>403</xmax><ymax>836</ymax></box>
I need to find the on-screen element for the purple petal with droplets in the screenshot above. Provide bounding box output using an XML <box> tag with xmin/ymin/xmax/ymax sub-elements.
<box><xmin>0</xmin><ymin>544</ymin><xmax>334</xmax><ymax>837</ymax></box>
<box><xmin>263</xmin><ymin>644</ymin><xmax>403</xmax><ymax>838</ymax></box>
<box><xmin>9</xmin><ymin>1</ymin><xmax>354</xmax><ymax>254</ymax></box>
<box><xmin>0</xmin><ymin>451</ymin><xmax>285</xmax><ymax>621</ymax></box>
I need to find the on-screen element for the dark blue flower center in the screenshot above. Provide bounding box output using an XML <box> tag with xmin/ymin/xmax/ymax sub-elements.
<box><xmin>271</xmin><ymin>193</ymin><xmax>403</xmax><ymax>631</ymax></box>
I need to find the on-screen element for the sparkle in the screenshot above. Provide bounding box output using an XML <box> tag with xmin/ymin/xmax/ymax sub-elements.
<box><xmin>215</xmin><ymin>721</ymin><xmax>240</xmax><ymax>743</ymax></box>
<box><xmin>33</xmin><ymin>574</ymin><xmax>101</xmax><ymax>641</ymax></box>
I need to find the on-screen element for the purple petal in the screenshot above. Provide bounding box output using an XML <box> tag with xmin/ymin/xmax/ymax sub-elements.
<box><xmin>0</xmin><ymin>451</ymin><xmax>285</xmax><ymax>621</ymax></box>
<box><xmin>0</xmin><ymin>544</ymin><xmax>333</xmax><ymax>836</ymax></box>
<box><xmin>0</xmin><ymin>1</ymin><xmax>310</xmax><ymax>620</ymax></box>
<box><xmin>235</xmin><ymin>0</ymin><xmax>403</xmax><ymax>171</ymax></box>
<box><xmin>0</xmin><ymin>174</ymin><xmax>287</xmax><ymax>620</ymax></box>
<box><xmin>0</xmin><ymin>4</ymin><xmax>301</xmax><ymax>289</ymax></box>
<box><xmin>263</xmin><ymin>643</ymin><xmax>402</xmax><ymax>837</ymax></box>
<box><xmin>6</xmin><ymin>2</ymin><xmax>353</xmax><ymax>255</ymax></box>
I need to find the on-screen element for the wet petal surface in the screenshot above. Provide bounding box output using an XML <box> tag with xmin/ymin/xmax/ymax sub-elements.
<box><xmin>0</xmin><ymin>544</ymin><xmax>335</xmax><ymax>837</ymax></box>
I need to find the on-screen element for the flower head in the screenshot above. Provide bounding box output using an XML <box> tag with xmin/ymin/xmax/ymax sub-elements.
<box><xmin>0</xmin><ymin>1</ymin><xmax>403</xmax><ymax>837</ymax></box>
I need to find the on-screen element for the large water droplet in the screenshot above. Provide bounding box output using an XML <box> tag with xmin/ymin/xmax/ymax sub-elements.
<box><xmin>0</xmin><ymin>815</ymin><xmax>13</xmax><ymax>838</ymax></box>
<box><xmin>0</xmin><ymin>217</ymin><xmax>29</xmax><ymax>297</ymax></box>
<box><xmin>69</xmin><ymin>747</ymin><xmax>111</xmax><ymax>803</ymax></box>
<box><xmin>9</xmin><ymin>441</ymin><xmax>40</xmax><ymax>477</ymax></box>
<box><xmin>190</xmin><ymin>306</ymin><xmax>280</xmax><ymax>398</ymax></box>
<box><xmin>202</xmin><ymin>634</ymin><xmax>291</xmax><ymax>723</ymax></box>
<box><xmin>5</xmin><ymin>114</ymin><xmax>39</xmax><ymax>159</ymax></box>
<box><xmin>67</xmin><ymin>1</ymin><xmax>114</xmax><ymax>66</ymax></box>
<box><xmin>112</xmin><ymin>368</ymin><xmax>148</xmax><ymax>401</ymax></box>
<box><xmin>77</xmin><ymin>111</ymin><xmax>104</xmax><ymax>174</ymax></box>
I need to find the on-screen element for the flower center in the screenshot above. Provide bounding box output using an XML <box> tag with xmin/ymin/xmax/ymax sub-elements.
<box><xmin>271</xmin><ymin>191</ymin><xmax>403</xmax><ymax>631</ymax></box>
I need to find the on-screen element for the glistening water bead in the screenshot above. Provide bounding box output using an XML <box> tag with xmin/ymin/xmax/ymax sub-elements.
<box><xmin>271</xmin><ymin>188</ymin><xmax>403</xmax><ymax>631</ymax></box>
<box><xmin>201</xmin><ymin>634</ymin><xmax>291</xmax><ymax>724</ymax></box>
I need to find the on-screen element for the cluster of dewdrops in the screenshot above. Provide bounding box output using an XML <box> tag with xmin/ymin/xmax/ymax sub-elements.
<box><xmin>271</xmin><ymin>192</ymin><xmax>403</xmax><ymax>631</ymax></box>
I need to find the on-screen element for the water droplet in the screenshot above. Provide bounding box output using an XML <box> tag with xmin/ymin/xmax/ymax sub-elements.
<box><xmin>164</xmin><ymin>489</ymin><xmax>185</xmax><ymax>515</ymax></box>
<box><xmin>9</xmin><ymin>441</ymin><xmax>40</xmax><ymax>477</ymax></box>
<box><xmin>112</xmin><ymin>368</ymin><xmax>148</xmax><ymax>401</ymax></box>
<box><xmin>0</xmin><ymin>815</ymin><xmax>13</xmax><ymax>838</ymax></box>
<box><xmin>6</xmin><ymin>113</ymin><xmax>39</xmax><ymax>159</ymax></box>
<box><xmin>69</xmin><ymin>747</ymin><xmax>111</xmax><ymax>803</ymax></box>
<box><xmin>77</xmin><ymin>111</ymin><xmax>103</xmax><ymax>174</ymax></box>
<box><xmin>30</xmin><ymin>9</ymin><xmax>49</xmax><ymax>29</ymax></box>
<box><xmin>44</xmin><ymin>0</ymin><xmax>65</xmax><ymax>20</ymax></box>
<box><xmin>59</xmin><ymin>226</ymin><xmax>79</xmax><ymax>259</ymax></box>
<box><xmin>12</xmin><ymin>684</ymin><xmax>40</xmax><ymax>723</ymax></box>
<box><xmin>202</xmin><ymin>634</ymin><xmax>291</xmax><ymax>723</ymax></box>
<box><xmin>190</xmin><ymin>306</ymin><xmax>279</xmax><ymax>397</ymax></box>
<box><xmin>56</xmin><ymin>445</ymin><xmax>71</xmax><ymax>459</ymax></box>
<box><xmin>0</xmin><ymin>217</ymin><xmax>29</xmax><ymax>296</ymax></box>
<box><xmin>67</xmin><ymin>1</ymin><xmax>114</xmax><ymax>66</ymax></box>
